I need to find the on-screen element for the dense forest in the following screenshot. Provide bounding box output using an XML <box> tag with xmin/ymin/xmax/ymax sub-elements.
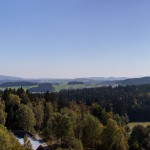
<box><xmin>1</xmin><ymin>85</ymin><xmax>150</xmax><ymax>149</ymax></box>
<box><xmin>0</xmin><ymin>81</ymin><xmax>37</xmax><ymax>87</ymax></box>
<box><xmin>68</xmin><ymin>81</ymin><xmax>84</xmax><ymax>85</ymax></box>
<box><xmin>29</xmin><ymin>83</ymin><xmax>55</xmax><ymax>93</ymax></box>
<box><xmin>59</xmin><ymin>85</ymin><xmax>150</xmax><ymax>122</ymax></box>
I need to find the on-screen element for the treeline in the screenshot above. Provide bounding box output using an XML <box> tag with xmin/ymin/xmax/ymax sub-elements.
<box><xmin>29</xmin><ymin>83</ymin><xmax>54</xmax><ymax>93</ymax></box>
<box><xmin>59</xmin><ymin>85</ymin><xmax>150</xmax><ymax>122</ymax></box>
<box><xmin>0</xmin><ymin>81</ymin><xmax>36</xmax><ymax>87</ymax></box>
<box><xmin>68</xmin><ymin>81</ymin><xmax>84</xmax><ymax>85</ymax></box>
<box><xmin>0</xmin><ymin>85</ymin><xmax>150</xmax><ymax>149</ymax></box>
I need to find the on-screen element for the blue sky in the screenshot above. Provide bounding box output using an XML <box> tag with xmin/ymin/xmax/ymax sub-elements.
<box><xmin>0</xmin><ymin>0</ymin><xmax>150</xmax><ymax>78</ymax></box>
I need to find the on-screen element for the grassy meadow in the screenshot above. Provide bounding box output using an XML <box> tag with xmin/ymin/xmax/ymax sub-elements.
<box><xmin>53</xmin><ymin>83</ymin><xmax>96</xmax><ymax>92</ymax></box>
<box><xmin>128</xmin><ymin>122</ymin><xmax>150</xmax><ymax>131</ymax></box>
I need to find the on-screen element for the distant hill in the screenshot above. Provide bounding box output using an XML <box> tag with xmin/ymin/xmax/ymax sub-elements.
<box><xmin>75</xmin><ymin>77</ymin><xmax>128</xmax><ymax>84</ymax></box>
<box><xmin>29</xmin><ymin>83</ymin><xmax>55</xmax><ymax>92</ymax></box>
<box><xmin>0</xmin><ymin>75</ymin><xmax>23</xmax><ymax>83</ymax></box>
<box><xmin>85</xmin><ymin>77</ymin><xmax>127</xmax><ymax>81</ymax></box>
<box><xmin>0</xmin><ymin>81</ymin><xmax>37</xmax><ymax>88</ymax></box>
<box><xmin>119</xmin><ymin>77</ymin><xmax>150</xmax><ymax>85</ymax></box>
<box><xmin>2</xmin><ymin>75</ymin><xmax>150</xmax><ymax>87</ymax></box>
<box><xmin>0</xmin><ymin>75</ymin><xmax>128</xmax><ymax>84</ymax></box>
<box><xmin>0</xmin><ymin>75</ymin><xmax>23</xmax><ymax>80</ymax></box>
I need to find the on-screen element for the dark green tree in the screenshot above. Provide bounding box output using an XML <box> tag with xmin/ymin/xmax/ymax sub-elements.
<box><xmin>129</xmin><ymin>125</ymin><xmax>149</xmax><ymax>150</ymax></box>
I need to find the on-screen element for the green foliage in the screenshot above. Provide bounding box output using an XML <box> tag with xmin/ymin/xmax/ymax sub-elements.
<box><xmin>15</xmin><ymin>104</ymin><xmax>36</xmax><ymax>132</ymax></box>
<box><xmin>53</xmin><ymin>108</ymin><xmax>74</xmax><ymax>143</ymax></box>
<box><xmin>91</xmin><ymin>103</ymin><xmax>104</xmax><ymax>121</ymax></box>
<box><xmin>82</xmin><ymin>114</ymin><xmax>103</xmax><ymax>149</ymax></box>
<box><xmin>0</xmin><ymin>124</ymin><xmax>24</xmax><ymax>150</ymax></box>
<box><xmin>65</xmin><ymin>136</ymin><xmax>83</xmax><ymax>150</ymax></box>
<box><xmin>43</xmin><ymin>102</ymin><xmax>54</xmax><ymax>140</ymax></box>
<box><xmin>101</xmin><ymin>119</ymin><xmax>128</xmax><ymax>150</ymax></box>
<box><xmin>33</xmin><ymin>101</ymin><xmax>44</xmax><ymax>129</ymax></box>
<box><xmin>129</xmin><ymin>125</ymin><xmax>150</xmax><ymax>150</ymax></box>
<box><xmin>3</xmin><ymin>93</ymin><xmax>21</xmax><ymax>128</ymax></box>
<box><xmin>59</xmin><ymin>85</ymin><xmax>150</xmax><ymax>122</ymax></box>
<box><xmin>8</xmin><ymin>93</ymin><xmax>20</xmax><ymax>106</ymax></box>
<box><xmin>1</xmin><ymin>86</ymin><xmax>144</xmax><ymax>149</ymax></box>
<box><xmin>0</xmin><ymin>99</ymin><xmax>6</xmax><ymax>110</ymax></box>
<box><xmin>44</xmin><ymin>102</ymin><xmax>54</xmax><ymax>127</ymax></box>
<box><xmin>0</xmin><ymin>100</ymin><xmax>7</xmax><ymax>125</ymax></box>
<box><xmin>0</xmin><ymin>109</ymin><xmax>7</xmax><ymax>125</ymax></box>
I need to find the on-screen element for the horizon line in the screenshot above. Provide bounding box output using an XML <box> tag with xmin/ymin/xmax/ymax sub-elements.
<box><xmin>0</xmin><ymin>74</ymin><xmax>149</xmax><ymax>80</ymax></box>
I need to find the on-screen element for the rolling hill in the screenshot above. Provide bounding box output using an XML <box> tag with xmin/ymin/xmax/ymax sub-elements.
<box><xmin>0</xmin><ymin>75</ymin><xmax>23</xmax><ymax>83</ymax></box>
<box><xmin>119</xmin><ymin>77</ymin><xmax>150</xmax><ymax>85</ymax></box>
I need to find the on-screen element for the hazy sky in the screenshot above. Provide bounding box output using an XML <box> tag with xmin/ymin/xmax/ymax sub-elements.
<box><xmin>0</xmin><ymin>0</ymin><xmax>150</xmax><ymax>78</ymax></box>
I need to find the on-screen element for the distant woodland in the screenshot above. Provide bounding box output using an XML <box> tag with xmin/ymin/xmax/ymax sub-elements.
<box><xmin>1</xmin><ymin>85</ymin><xmax>150</xmax><ymax>149</ymax></box>
<box><xmin>68</xmin><ymin>81</ymin><xmax>84</xmax><ymax>85</ymax></box>
<box><xmin>0</xmin><ymin>81</ymin><xmax>36</xmax><ymax>87</ymax></box>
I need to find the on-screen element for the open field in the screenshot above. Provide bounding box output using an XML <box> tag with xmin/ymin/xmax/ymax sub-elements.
<box><xmin>53</xmin><ymin>83</ymin><xmax>96</xmax><ymax>92</ymax></box>
<box><xmin>128</xmin><ymin>122</ymin><xmax>150</xmax><ymax>131</ymax></box>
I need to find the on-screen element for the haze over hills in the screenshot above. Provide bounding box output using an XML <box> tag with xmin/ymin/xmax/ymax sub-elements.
<box><xmin>0</xmin><ymin>75</ymin><xmax>128</xmax><ymax>83</ymax></box>
<box><xmin>83</xmin><ymin>77</ymin><xmax>128</xmax><ymax>81</ymax></box>
<box><xmin>0</xmin><ymin>75</ymin><xmax>23</xmax><ymax>80</ymax></box>
<box><xmin>1</xmin><ymin>75</ymin><xmax>150</xmax><ymax>91</ymax></box>
<box><xmin>0</xmin><ymin>75</ymin><xmax>23</xmax><ymax>83</ymax></box>
<box><xmin>118</xmin><ymin>76</ymin><xmax>150</xmax><ymax>85</ymax></box>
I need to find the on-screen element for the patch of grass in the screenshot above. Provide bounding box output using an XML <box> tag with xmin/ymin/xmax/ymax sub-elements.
<box><xmin>128</xmin><ymin>122</ymin><xmax>150</xmax><ymax>131</ymax></box>
<box><xmin>53</xmin><ymin>84</ymin><xmax>70</xmax><ymax>92</ymax></box>
<box><xmin>53</xmin><ymin>84</ymin><xmax>96</xmax><ymax>92</ymax></box>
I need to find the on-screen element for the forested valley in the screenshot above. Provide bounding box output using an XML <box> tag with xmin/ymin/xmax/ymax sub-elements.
<box><xmin>1</xmin><ymin>85</ymin><xmax>150</xmax><ymax>150</ymax></box>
